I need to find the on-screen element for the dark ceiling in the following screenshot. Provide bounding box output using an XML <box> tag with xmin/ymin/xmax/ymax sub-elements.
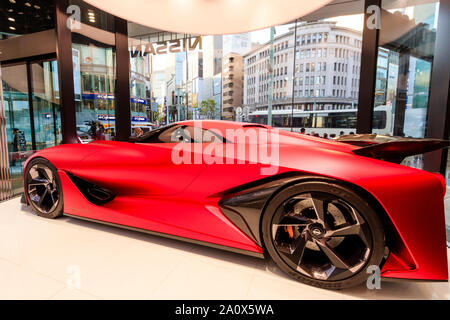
<box><xmin>0</xmin><ymin>0</ymin><xmax>55</xmax><ymax>37</ymax></box>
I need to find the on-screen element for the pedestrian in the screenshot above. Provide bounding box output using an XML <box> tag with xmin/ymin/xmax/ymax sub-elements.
<box><xmin>11</xmin><ymin>128</ymin><xmax>21</xmax><ymax>166</ymax></box>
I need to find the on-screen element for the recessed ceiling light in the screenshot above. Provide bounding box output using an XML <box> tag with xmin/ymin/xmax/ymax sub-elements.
<box><xmin>8</xmin><ymin>17</ymin><xmax>15</xmax><ymax>22</ymax></box>
<box><xmin>7</xmin><ymin>8</ymin><xmax>13</xmax><ymax>12</ymax></box>
<box><xmin>9</xmin><ymin>26</ymin><xmax>16</xmax><ymax>30</ymax></box>
<box><xmin>18</xmin><ymin>11</ymin><xmax>24</xmax><ymax>15</ymax></box>
<box><xmin>9</xmin><ymin>0</ymin><xmax>16</xmax><ymax>4</ymax></box>
<box><xmin>25</xmin><ymin>2</ymin><xmax>31</xmax><ymax>7</ymax></box>
<box><xmin>34</xmin><ymin>5</ymin><xmax>40</xmax><ymax>9</ymax></box>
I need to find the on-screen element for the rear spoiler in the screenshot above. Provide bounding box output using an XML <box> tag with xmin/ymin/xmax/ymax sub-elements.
<box><xmin>335</xmin><ymin>134</ymin><xmax>450</xmax><ymax>164</ymax></box>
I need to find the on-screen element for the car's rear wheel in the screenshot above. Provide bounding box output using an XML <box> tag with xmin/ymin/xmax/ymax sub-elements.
<box><xmin>25</xmin><ymin>158</ymin><xmax>63</xmax><ymax>219</ymax></box>
<box><xmin>262</xmin><ymin>181</ymin><xmax>385</xmax><ymax>289</ymax></box>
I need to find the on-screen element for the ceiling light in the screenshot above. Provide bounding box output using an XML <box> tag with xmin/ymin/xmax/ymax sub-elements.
<box><xmin>8</xmin><ymin>17</ymin><xmax>15</xmax><ymax>22</ymax></box>
<box><xmin>7</xmin><ymin>8</ymin><xmax>13</xmax><ymax>12</ymax></box>
<box><xmin>9</xmin><ymin>26</ymin><xmax>16</xmax><ymax>30</ymax></box>
<box><xmin>25</xmin><ymin>2</ymin><xmax>31</xmax><ymax>7</ymax></box>
<box><xmin>34</xmin><ymin>5</ymin><xmax>40</xmax><ymax>9</ymax></box>
<box><xmin>83</xmin><ymin>0</ymin><xmax>332</xmax><ymax>35</ymax></box>
<box><xmin>18</xmin><ymin>11</ymin><xmax>24</xmax><ymax>15</ymax></box>
<box><xmin>9</xmin><ymin>0</ymin><xmax>16</xmax><ymax>3</ymax></box>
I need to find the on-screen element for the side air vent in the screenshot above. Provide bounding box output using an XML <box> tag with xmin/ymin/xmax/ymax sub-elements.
<box><xmin>67</xmin><ymin>173</ymin><xmax>115</xmax><ymax>205</ymax></box>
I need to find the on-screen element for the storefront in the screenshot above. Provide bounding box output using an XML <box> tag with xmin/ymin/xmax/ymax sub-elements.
<box><xmin>1</xmin><ymin>1</ymin><xmax>449</xmax><ymax>211</ymax></box>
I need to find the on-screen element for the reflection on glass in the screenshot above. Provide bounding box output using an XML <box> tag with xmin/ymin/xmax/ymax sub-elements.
<box><xmin>1</xmin><ymin>64</ymin><xmax>32</xmax><ymax>197</ymax></box>
<box><xmin>128</xmin><ymin>32</ymin><xmax>209</xmax><ymax>129</ymax></box>
<box><xmin>126</xmin><ymin>13</ymin><xmax>363</xmax><ymax>138</ymax></box>
<box><xmin>31</xmin><ymin>61</ymin><xmax>61</xmax><ymax>150</ymax></box>
<box><xmin>129</xmin><ymin>40</ymin><xmax>153</xmax><ymax>136</ymax></box>
<box><xmin>70</xmin><ymin>0</ymin><xmax>116</xmax><ymax>142</ymax></box>
<box><xmin>247</xmin><ymin>18</ymin><xmax>363</xmax><ymax>136</ymax></box>
<box><xmin>373</xmin><ymin>1</ymin><xmax>439</xmax><ymax>139</ymax></box>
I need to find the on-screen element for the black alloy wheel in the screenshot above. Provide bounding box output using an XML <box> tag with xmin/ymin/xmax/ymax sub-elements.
<box><xmin>262</xmin><ymin>181</ymin><xmax>385</xmax><ymax>289</ymax></box>
<box><xmin>25</xmin><ymin>158</ymin><xmax>63</xmax><ymax>219</ymax></box>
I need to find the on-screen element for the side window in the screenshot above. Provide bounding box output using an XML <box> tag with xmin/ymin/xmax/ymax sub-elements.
<box><xmin>183</xmin><ymin>126</ymin><xmax>226</xmax><ymax>143</ymax></box>
<box><xmin>136</xmin><ymin>124</ymin><xmax>226</xmax><ymax>144</ymax></box>
<box><xmin>169</xmin><ymin>126</ymin><xmax>194</xmax><ymax>143</ymax></box>
<box><xmin>136</xmin><ymin>124</ymin><xmax>181</xmax><ymax>143</ymax></box>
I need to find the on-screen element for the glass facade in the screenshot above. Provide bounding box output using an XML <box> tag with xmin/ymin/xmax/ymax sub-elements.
<box><xmin>1</xmin><ymin>64</ymin><xmax>32</xmax><ymax>198</ymax></box>
<box><xmin>0</xmin><ymin>1</ymin><xmax>59</xmax><ymax>200</ymax></box>
<box><xmin>0</xmin><ymin>59</ymin><xmax>60</xmax><ymax>199</ymax></box>
<box><xmin>70</xmin><ymin>0</ymin><xmax>116</xmax><ymax>141</ymax></box>
<box><xmin>373</xmin><ymin>0</ymin><xmax>439</xmax><ymax>139</ymax></box>
<box><xmin>128</xmin><ymin>31</ymin><xmax>205</xmax><ymax>132</ymax></box>
<box><xmin>31</xmin><ymin>60</ymin><xmax>62</xmax><ymax>150</ymax></box>
<box><xmin>372</xmin><ymin>1</ymin><xmax>440</xmax><ymax>170</ymax></box>
<box><xmin>129</xmin><ymin>40</ymin><xmax>153</xmax><ymax>135</ymax></box>
<box><xmin>127</xmin><ymin>13</ymin><xmax>364</xmax><ymax>138</ymax></box>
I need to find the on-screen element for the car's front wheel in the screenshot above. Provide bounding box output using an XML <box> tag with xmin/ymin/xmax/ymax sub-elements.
<box><xmin>24</xmin><ymin>158</ymin><xmax>63</xmax><ymax>219</ymax></box>
<box><xmin>262</xmin><ymin>181</ymin><xmax>385</xmax><ymax>289</ymax></box>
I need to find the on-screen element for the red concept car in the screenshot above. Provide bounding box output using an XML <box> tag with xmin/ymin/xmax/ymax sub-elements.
<box><xmin>23</xmin><ymin>120</ymin><xmax>449</xmax><ymax>289</ymax></box>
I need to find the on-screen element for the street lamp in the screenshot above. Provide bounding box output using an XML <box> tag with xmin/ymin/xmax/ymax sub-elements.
<box><xmin>267</xmin><ymin>26</ymin><xmax>275</xmax><ymax>126</ymax></box>
<box><xmin>166</xmin><ymin>73</ymin><xmax>175</xmax><ymax>125</ymax></box>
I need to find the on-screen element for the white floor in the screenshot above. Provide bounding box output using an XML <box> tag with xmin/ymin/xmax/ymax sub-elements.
<box><xmin>0</xmin><ymin>197</ymin><xmax>449</xmax><ymax>300</ymax></box>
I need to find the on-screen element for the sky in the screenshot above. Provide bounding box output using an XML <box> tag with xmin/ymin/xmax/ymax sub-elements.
<box><xmin>249</xmin><ymin>13</ymin><xmax>364</xmax><ymax>45</ymax></box>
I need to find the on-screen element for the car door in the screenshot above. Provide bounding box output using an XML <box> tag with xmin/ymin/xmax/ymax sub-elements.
<box><xmin>69</xmin><ymin>124</ymin><xmax>207</xmax><ymax>196</ymax></box>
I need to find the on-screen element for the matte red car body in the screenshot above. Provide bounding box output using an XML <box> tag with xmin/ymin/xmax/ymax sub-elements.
<box><xmin>24</xmin><ymin>120</ymin><xmax>448</xmax><ymax>281</ymax></box>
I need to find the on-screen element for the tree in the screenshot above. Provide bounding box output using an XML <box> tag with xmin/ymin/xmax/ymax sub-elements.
<box><xmin>155</xmin><ymin>104</ymin><xmax>163</xmax><ymax>123</ymax></box>
<box><xmin>199</xmin><ymin>99</ymin><xmax>216</xmax><ymax>119</ymax></box>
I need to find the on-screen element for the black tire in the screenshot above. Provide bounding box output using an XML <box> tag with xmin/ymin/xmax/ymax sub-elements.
<box><xmin>24</xmin><ymin>157</ymin><xmax>63</xmax><ymax>219</ymax></box>
<box><xmin>262</xmin><ymin>181</ymin><xmax>385</xmax><ymax>289</ymax></box>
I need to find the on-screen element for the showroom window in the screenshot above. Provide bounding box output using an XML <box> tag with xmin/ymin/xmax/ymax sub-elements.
<box><xmin>128</xmin><ymin>32</ymin><xmax>156</xmax><ymax>137</ymax></box>
<box><xmin>372</xmin><ymin>0</ymin><xmax>440</xmax><ymax>168</ymax></box>
<box><xmin>128</xmin><ymin>28</ymin><xmax>207</xmax><ymax>131</ymax></box>
<box><xmin>0</xmin><ymin>0</ymin><xmax>57</xmax><ymax>200</ymax></box>
<box><xmin>126</xmin><ymin>9</ymin><xmax>364</xmax><ymax>137</ymax></box>
<box><xmin>70</xmin><ymin>0</ymin><xmax>116</xmax><ymax>142</ymax></box>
